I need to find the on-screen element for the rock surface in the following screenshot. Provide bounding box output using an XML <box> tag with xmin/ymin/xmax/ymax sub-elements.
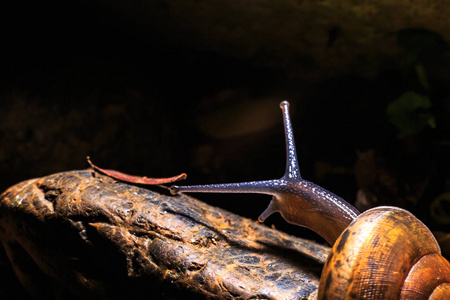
<box><xmin>0</xmin><ymin>170</ymin><xmax>330</xmax><ymax>299</ymax></box>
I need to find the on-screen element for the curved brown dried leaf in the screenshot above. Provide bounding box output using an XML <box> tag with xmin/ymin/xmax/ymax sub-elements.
<box><xmin>87</xmin><ymin>156</ymin><xmax>187</xmax><ymax>185</ymax></box>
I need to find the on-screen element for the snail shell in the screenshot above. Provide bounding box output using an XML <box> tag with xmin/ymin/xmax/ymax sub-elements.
<box><xmin>319</xmin><ymin>206</ymin><xmax>450</xmax><ymax>299</ymax></box>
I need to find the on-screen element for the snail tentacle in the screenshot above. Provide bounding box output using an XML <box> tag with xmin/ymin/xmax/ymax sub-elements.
<box><xmin>171</xmin><ymin>101</ymin><xmax>359</xmax><ymax>245</ymax></box>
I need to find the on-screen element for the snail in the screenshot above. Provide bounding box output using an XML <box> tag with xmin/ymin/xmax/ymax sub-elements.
<box><xmin>170</xmin><ymin>101</ymin><xmax>450</xmax><ymax>299</ymax></box>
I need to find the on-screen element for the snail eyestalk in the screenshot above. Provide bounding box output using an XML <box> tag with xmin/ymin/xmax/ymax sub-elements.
<box><xmin>170</xmin><ymin>101</ymin><xmax>359</xmax><ymax>245</ymax></box>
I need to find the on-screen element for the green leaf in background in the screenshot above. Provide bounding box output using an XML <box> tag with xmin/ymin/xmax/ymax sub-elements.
<box><xmin>386</xmin><ymin>91</ymin><xmax>436</xmax><ymax>135</ymax></box>
<box><xmin>415</xmin><ymin>63</ymin><xmax>430</xmax><ymax>91</ymax></box>
<box><xmin>397</xmin><ymin>28</ymin><xmax>448</xmax><ymax>64</ymax></box>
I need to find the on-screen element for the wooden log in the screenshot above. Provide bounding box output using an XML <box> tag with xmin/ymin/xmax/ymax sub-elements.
<box><xmin>0</xmin><ymin>169</ymin><xmax>330</xmax><ymax>299</ymax></box>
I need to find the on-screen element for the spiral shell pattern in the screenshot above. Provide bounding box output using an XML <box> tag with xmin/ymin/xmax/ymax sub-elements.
<box><xmin>318</xmin><ymin>206</ymin><xmax>450</xmax><ymax>299</ymax></box>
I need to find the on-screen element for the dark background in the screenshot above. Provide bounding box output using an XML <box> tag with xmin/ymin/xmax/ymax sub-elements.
<box><xmin>2</xmin><ymin>1</ymin><xmax>450</xmax><ymax>231</ymax></box>
<box><xmin>1</xmin><ymin>0</ymin><xmax>450</xmax><ymax>297</ymax></box>
<box><xmin>2</xmin><ymin>0</ymin><xmax>450</xmax><ymax>230</ymax></box>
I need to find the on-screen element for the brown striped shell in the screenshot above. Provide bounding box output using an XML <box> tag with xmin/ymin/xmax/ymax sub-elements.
<box><xmin>318</xmin><ymin>206</ymin><xmax>450</xmax><ymax>299</ymax></box>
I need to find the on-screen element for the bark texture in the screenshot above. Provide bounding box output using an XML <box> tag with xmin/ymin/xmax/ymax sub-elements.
<box><xmin>0</xmin><ymin>170</ymin><xmax>330</xmax><ymax>299</ymax></box>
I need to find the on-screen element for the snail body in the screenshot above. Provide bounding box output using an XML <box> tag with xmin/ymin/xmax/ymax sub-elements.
<box><xmin>171</xmin><ymin>101</ymin><xmax>450</xmax><ymax>299</ymax></box>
